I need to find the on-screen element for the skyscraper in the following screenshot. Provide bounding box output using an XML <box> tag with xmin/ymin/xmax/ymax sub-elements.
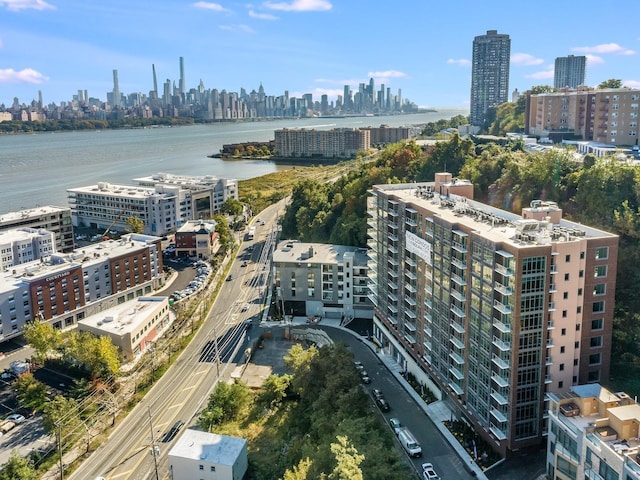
<box><xmin>179</xmin><ymin>57</ymin><xmax>186</xmax><ymax>98</ymax></box>
<box><xmin>470</xmin><ymin>30</ymin><xmax>511</xmax><ymax>126</ymax></box>
<box><xmin>554</xmin><ymin>55</ymin><xmax>586</xmax><ymax>89</ymax></box>
<box><xmin>112</xmin><ymin>69</ymin><xmax>121</xmax><ymax>108</ymax></box>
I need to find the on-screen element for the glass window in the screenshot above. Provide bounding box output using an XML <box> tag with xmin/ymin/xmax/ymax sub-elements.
<box><xmin>594</xmin><ymin>284</ymin><xmax>606</xmax><ymax>296</ymax></box>
<box><xmin>589</xmin><ymin>353</ymin><xmax>601</xmax><ymax>365</ymax></box>
<box><xmin>591</xmin><ymin>318</ymin><xmax>604</xmax><ymax>330</ymax></box>
<box><xmin>590</xmin><ymin>336</ymin><xmax>602</xmax><ymax>348</ymax></box>
<box><xmin>595</xmin><ymin>265</ymin><xmax>607</xmax><ymax>278</ymax></box>
<box><xmin>595</xmin><ymin>247</ymin><xmax>609</xmax><ymax>260</ymax></box>
<box><xmin>593</xmin><ymin>301</ymin><xmax>605</xmax><ymax>313</ymax></box>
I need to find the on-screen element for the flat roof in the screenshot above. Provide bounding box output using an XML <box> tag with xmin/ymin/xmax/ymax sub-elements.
<box><xmin>67</xmin><ymin>182</ymin><xmax>168</xmax><ymax>199</ymax></box>
<box><xmin>0</xmin><ymin>206</ymin><xmax>69</xmax><ymax>224</ymax></box>
<box><xmin>273</xmin><ymin>241</ymin><xmax>368</xmax><ymax>267</ymax></box>
<box><xmin>78</xmin><ymin>296</ymin><xmax>167</xmax><ymax>335</ymax></box>
<box><xmin>169</xmin><ymin>429</ymin><xmax>246</xmax><ymax>465</ymax></box>
<box><xmin>373</xmin><ymin>183</ymin><xmax>616</xmax><ymax>247</ymax></box>
<box><xmin>134</xmin><ymin>173</ymin><xmax>235</xmax><ymax>186</ymax></box>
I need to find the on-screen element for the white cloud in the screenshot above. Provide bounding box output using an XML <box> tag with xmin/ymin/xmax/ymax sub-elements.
<box><xmin>314</xmin><ymin>71</ymin><xmax>406</xmax><ymax>88</ymax></box>
<box><xmin>447</xmin><ymin>58</ymin><xmax>471</xmax><ymax>67</ymax></box>
<box><xmin>263</xmin><ymin>0</ymin><xmax>331</xmax><ymax>12</ymax></box>
<box><xmin>0</xmin><ymin>68</ymin><xmax>49</xmax><ymax>84</ymax></box>
<box><xmin>0</xmin><ymin>0</ymin><xmax>54</xmax><ymax>11</ymax></box>
<box><xmin>585</xmin><ymin>54</ymin><xmax>605</xmax><ymax>66</ymax></box>
<box><xmin>525</xmin><ymin>66</ymin><xmax>554</xmax><ymax>80</ymax></box>
<box><xmin>511</xmin><ymin>52</ymin><xmax>544</xmax><ymax>66</ymax></box>
<box><xmin>219</xmin><ymin>24</ymin><xmax>254</xmax><ymax>33</ymax></box>
<box><xmin>248</xmin><ymin>9</ymin><xmax>277</xmax><ymax>19</ymax></box>
<box><xmin>572</xmin><ymin>43</ymin><xmax>635</xmax><ymax>55</ymax></box>
<box><xmin>368</xmin><ymin>70</ymin><xmax>406</xmax><ymax>79</ymax></box>
<box><xmin>193</xmin><ymin>1</ymin><xmax>230</xmax><ymax>12</ymax></box>
<box><xmin>623</xmin><ymin>80</ymin><xmax>640</xmax><ymax>89</ymax></box>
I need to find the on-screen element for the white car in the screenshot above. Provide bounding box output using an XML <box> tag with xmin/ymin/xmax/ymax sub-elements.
<box><xmin>389</xmin><ymin>417</ymin><xmax>402</xmax><ymax>435</ymax></box>
<box><xmin>241</xmin><ymin>303</ymin><xmax>249</xmax><ymax>312</ymax></box>
<box><xmin>6</xmin><ymin>414</ymin><xmax>26</xmax><ymax>424</ymax></box>
<box><xmin>421</xmin><ymin>462</ymin><xmax>440</xmax><ymax>480</ymax></box>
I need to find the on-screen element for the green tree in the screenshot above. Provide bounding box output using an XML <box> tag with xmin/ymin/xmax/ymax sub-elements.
<box><xmin>42</xmin><ymin>395</ymin><xmax>80</xmax><ymax>436</ymax></box>
<box><xmin>282</xmin><ymin>458</ymin><xmax>313</xmax><ymax>480</ymax></box>
<box><xmin>22</xmin><ymin>319</ymin><xmax>62</xmax><ymax>363</ymax></box>
<box><xmin>199</xmin><ymin>381</ymin><xmax>251</xmax><ymax>429</ymax></box>
<box><xmin>125</xmin><ymin>215</ymin><xmax>144</xmax><ymax>233</ymax></box>
<box><xmin>221</xmin><ymin>198</ymin><xmax>243</xmax><ymax>217</ymax></box>
<box><xmin>260</xmin><ymin>373</ymin><xmax>293</xmax><ymax>409</ymax></box>
<box><xmin>63</xmin><ymin>331</ymin><xmax>120</xmax><ymax>380</ymax></box>
<box><xmin>0</xmin><ymin>451</ymin><xmax>38</xmax><ymax>480</ymax></box>
<box><xmin>14</xmin><ymin>373</ymin><xmax>47</xmax><ymax>412</ymax></box>
<box><xmin>213</xmin><ymin>214</ymin><xmax>233</xmax><ymax>252</ymax></box>
<box><xmin>598</xmin><ymin>79</ymin><xmax>623</xmax><ymax>89</ymax></box>
<box><xmin>328</xmin><ymin>436</ymin><xmax>364</xmax><ymax>480</ymax></box>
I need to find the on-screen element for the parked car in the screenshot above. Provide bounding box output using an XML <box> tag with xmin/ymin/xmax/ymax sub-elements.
<box><xmin>163</xmin><ymin>420</ymin><xmax>185</xmax><ymax>442</ymax></box>
<box><xmin>421</xmin><ymin>462</ymin><xmax>440</xmax><ymax>480</ymax></box>
<box><xmin>398</xmin><ymin>428</ymin><xmax>422</xmax><ymax>457</ymax></box>
<box><xmin>241</xmin><ymin>303</ymin><xmax>249</xmax><ymax>312</ymax></box>
<box><xmin>360</xmin><ymin>370</ymin><xmax>371</xmax><ymax>384</ymax></box>
<box><xmin>376</xmin><ymin>397</ymin><xmax>390</xmax><ymax>412</ymax></box>
<box><xmin>6</xmin><ymin>414</ymin><xmax>25</xmax><ymax>424</ymax></box>
<box><xmin>354</xmin><ymin>361</ymin><xmax>364</xmax><ymax>370</ymax></box>
<box><xmin>372</xmin><ymin>388</ymin><xmax>384</xmax><ymax>400</ymax></box>
<box><xmin>389</xmin><ymin>417</ymin><xmax>402</xmax><ymax>435</ymax></box>
<box><xmin>226</xmin><ymin>274</ymin><xmax>233</xmax><ymax>282</ymax></box>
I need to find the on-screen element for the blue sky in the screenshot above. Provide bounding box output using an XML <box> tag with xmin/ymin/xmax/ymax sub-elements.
<box><xmin>1</xmin><ymin>0</ymin><xmax>639</xmax><ymax>109</ymax></box>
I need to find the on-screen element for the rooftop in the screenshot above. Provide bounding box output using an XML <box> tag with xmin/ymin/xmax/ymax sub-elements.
<box><xmin>0</xmin><ymin>205</ymin><xmax>69</xmax><ymax>224</ymax></box>
<box><xmin>374</xmin><ymin>182</ymin><xmax>616</xmax><ymax>247</ymax></box>
<box><xmin>134</xmin><ymin>172</ymin><xmax>235</xmax><ymax>187</ymax></box>
<box><xmin>273</xmin><ymin>241</ymin><xmax>368</xmax><ymax>267</ymax></box>
<box><xmin>169</xmin><ymin>429</ymin><xmax>246</xmax><ymax>465</ymax></box>
<box><xmin>67</xmin><ymin>182</ymin><xmax>172</xmax><ymax>199</ymax></box>
<box><xmin>78</xmin><ymin>296</ymin><xmax>167</xmax><ymax>335</ymax></box>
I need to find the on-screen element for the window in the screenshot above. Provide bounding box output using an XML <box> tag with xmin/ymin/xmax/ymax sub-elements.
<box><xmin>592</xmin><ymin>318</ymin><xmax>604</xmax><ymax>330</ymax></box>
<box><xmin>578</xmin><ymin>288</ymin><xmax>583</xmax><ymax>296</ymax></box>
<box><xmin>577</xmin><ymin>306</ymin><xmax>582</xmax><ymax>314</ymax></box>
<box><xmin>574</xmin><ymin>360</ymin><xmax>579</xmax><ymax>367</ymax></box>
<box><xmin>561</xmin><ymin>328</ymin><xmax>567</xmax><ymax>336</ymax></box>
<box><xmin>580</xmin><ymin>251</ymin><xmax>585</xmax><ymax>259</ymax></box>
<box><xmin>560</xmin><ymin>346</ymin><xmax>565</xmax><ymax>353</ymax></box>
<box><xmin>558</xmin><ymin>381</ymin><xmax>564</xmax><ymax>388</ymax></box>
<box><xmin>575</xmin><ymin>341</ymin><xmax>580</xmax><ymax>349</ymax></box>
<box><xmin>593</xmin><ymin>301</ymin><xmax>605</xmax><ymax>313</ymax></box>
<box><xmin>565</xmin><ymin>254</ymin><xmax>571</xmax><ymax>262</ymax></box>
<box><xmin>594</xmin><ymin>284</ymin><xmax>606</xmax><ymax>296</ymax></box>
<box><xmin>579</xmin><ymin>270</ymin><xmax>584</xmax><ymax>278</ymax></box>
<box><xmin>590</xmin><ymin>336</ymin><xmax>603</xmax><ymax>348</ymax></box>
<box><xmin>595</xmin><ymin>247</ymin><xmax>609</xmax><ymax>260</ymax></box>
<box><xmin>595</xmin><ymin>265</ymin><xmax>607</xmax><ymax>278</ymax></box>
<box><xmin>560</xmin><ymin>363</ymin><xmax>565</xmax><ymax>371</ymax></box>
<box><xmin>199</xmin><ymin>465</ymin><xmax>204</xmax><ymax>470</ymax></box>
<box><xmin>564</xmin><ymin>273</ymin><xmax>569</xmax><ymax>281</ymax></box>
<box><xmin>563</xmin><ymin>292</ymin><xmax>568</xmax><ymax>299</ymax></box>
<box><xmin>562</xmin><ymin>310</ymin><xmax>567</xmax><ymax>318</ymax></box>
<box><xmin>588</xmin><ymin>370</ymin><xmax>600</xmax><ymax>382</ymax></box>
<box><xmin>576</xmin><ymin>324</ymin><xmax>580</xmax><ymax>331</ymax></box>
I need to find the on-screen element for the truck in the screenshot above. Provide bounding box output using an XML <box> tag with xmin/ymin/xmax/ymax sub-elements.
<box><xmin>247</xmin><ymin>226</ymin><xmax>256</xmax><ymax>241</ymax></box>
<box><xmin>398</xmin><ymin>428</ymin><xmax>422</xmax><ymax>457</ymax></box>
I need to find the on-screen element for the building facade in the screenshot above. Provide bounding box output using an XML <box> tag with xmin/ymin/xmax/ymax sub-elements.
<box><xmin>0</xmin><ymin>206</ymin><xmax>74</xmax><ymax>253</ymax></box>
<box><xmin>367</xmin><ymin>173</ymin><xmax>618</xmax><ymax>456</ymax></box>
<box><xmin>0</xmin><ymin>233</ymin><xmax>163</xmax><ymax>343</ymax></box>
<box><xmin>168</xmin><ymin>429</ymin><xmax>248</xmax><ymax>480</ymax></box>
<box><xmin>273</xmin><ymin>241</ymin><xmax>372</xmax><ymax>321</ymax></box>
<box><xmin>174</xmin><ymin>220</ymin><xmax>218</xmax><ymax>259</ymax></box>
<box><xmin>554</xmin><ymin>55</ymin><xmax>587</xmax><ymax>89</ymax></box>
<box><xmin>0</xmin><ymin>228</ymin><xmax>55</xmax><ymax>271</ymax></box>
<box><xmin>525</xmin><ymin>87</ymin><xmax>640</xmax><ymax>146</ymax></box>
<box><xmin>547</xmin><ymin>384</ymin><xmax>640</xmax><ymax>480</ymax></box>
<box><xmin>78</xmin><ymin>296</ymin><xmax>171</xmax><ymax>363</ymax></box>
<box><xmin>470</xmin><ymin>30</ymin><xmax>511</xmax><ymax>127</ymax></box>
<box><xmin>274</xmin><ymin>128</ymin><xmax>370</xmax><ymax>159</ymax></box>
<box><xmin>363</xmin><ymin>125</ymin><xmax>411</xmax><ymax>145</ymax></box>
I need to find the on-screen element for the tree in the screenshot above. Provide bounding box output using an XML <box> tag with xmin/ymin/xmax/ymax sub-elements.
<box><xmin>42</xmin><ymin>395</ymin><xmax>80</xmax><ymax>436</ymax></box>
<box><xmin>0</xmin><ymin>451</ymin><xmax>38</xmax><ymax>480</ymax></box>
<box><xmin>221</xmin><ymin>198</ymin><xmax>243</xmax><ymax>217</ymax></box>
<box><xmin>14</xmin><ymin>373</ymin><xmax>47</xmax><ymax>412</ymax></box>
<box><xmin>63</xmin><ymin>331</ymin><xmax>120</xmax><ymax>380</ymax></box>
<box><xmin>22</xmin><ymin>319</ymin><xmax>62</xmax><ymax>363</ymax></box>
<box><xmin>282</xmin><ymin>458</ymin><xmax>313</xmax><ymax>480</ymax></box>
<box><xmin>213</xmin><ymin>214</ymin><xmax>233</xmax><ymax>253</ymax></box>
<box><xmin>598</xmin><ymin>79</ymin><xmax>623</xmax><ymax>89</ymax></box>
<box><xmin>259</xmin><ymin>373</ymin><xmax>292</xmax><ymax>409</ymax></box>
<box><xmin>328</xmin><ymin>436</ymin><xmax>364</xmax><ymax>480</ymax></box>
<box><xmin>198</xmin><ymin>381</ymin><xmax>251</xmax><ymax>429</ymax></box>
<box><xmin>125</xmin><ymin>215</ymin><xmax>144</xmax><ymax>234</ymax></box>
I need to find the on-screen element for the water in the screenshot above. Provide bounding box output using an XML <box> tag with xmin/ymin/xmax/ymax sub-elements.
<box><xmin>0</xmin><ymin>109</ymin><xmax>467</xmax><ymax>212</ymax></box>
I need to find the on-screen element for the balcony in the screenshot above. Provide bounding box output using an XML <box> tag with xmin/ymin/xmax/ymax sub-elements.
<box><xmin>387</xmin><ymin>292</ymin><xmax>398</xmax><ymax>302</ymax></box>
<box><xmin>405</xmin><ymin>283</ymin><xmax>417</xmax><ymax>294</ymax></box>
<box><xmin>405</xmin><ymin>270</ymin><xmax>417</xmax><ymax>281</ymax></box>
<box><xmin>548</xmin><ymin>302</ymin><xmax>556</xmax><ymax>312</ymax></box>
<box><xmin>449</xmin><ymin>366</ymin><xmax>464</xmax><ymax>381</ymax></box>
<box><xmin>405</xmin><ymin>257</ymin><xmax>417</xmax><ymax>268</ymax></box>
<box><xmin>449</xmin><ymin>381</ymin><xmax>464</xmax><ymax>396</ymax></box>
<box><xmin>405</xmin><ymin>296</ymin><xmax>417</xmax><ymax>306</ymax></box>
<box><xmin>491</xmin><ymin>407</ymin><xmax>508</xmax><ymax>424</ymax></box>
<box><xmin>491</xmin><ymin>373</ymin><xmax>509</xmax><ymax>388</ymax></box>
<box><xmin>405</xmin><ymin>308</ymin><xmax>417</xmax><ymax>319</ymax></box>
<box><xmin>389</xmin><ymin>245</ymin><xmax>399</xmax><ymax>254</ymax></box>
<box><xmin>406</xmin><ymin>218</ymin><xmax>417</xmax><ymax>227</ymax></box>
<box><xmin>549</xmin><ymin>283</ymin><xmax>557</xmax><ymax>293</ymax></box>
<box><xmin>492</xmin><ymin>336</ymin><xmax>511</xmax><ymax>352</ymax></box>
<box><xmin>451</xmin><ymin>257</ymin><xmax>467</xmax><ymax>270</ymax></box>
<box><xmin>450</xmin><ymin>336</ymin><xmax>465</xmax><ymax>350</ymax></box>
<box><xmin>449</xmin><ymin>351</ymin><xmax>464</xmax><ymax>365</ymax></box>
<box><xmin>495</xmin><ymin>264</ymin><xmax>514</xmax><ymax>277</ymax></box>
<box><xmin>388</xmin><ymin>304</ymin><xmax>398</xmax><ymax>314</ymax></box>
<box><xmin>494</xmin><ymin>300</ymin><xmax>513</xmax><ymax>315</ymax></box>
<box><xmin>494</xmin><ymin>319</ymin><xmax>512</xmax><ymax>333</ymax></box>
<box><xmin>451</xmin><ymin>274</ymin><xmax>467</xmax><ymax>286</ymax></box>
<box><xmin>491</xmin><ymin>390</ymin><xmax>509</xmax><ymax>406</ymax></box>
<box><xmin>452</xmin><ymin>242</ymin><xmax>467</xmax><ymax>253</ymax></box>
<box><xmin>451</xmin><ymin>319</ymin><xmax>465</xmax><ymax>334</ymax></box>
<box><xmin>545</xmin><ymin>356</ymin><xmax>553</xmax><ymax>366</ymax></box>
<box><xmin>451</xmin><ymin>304</ymin><xmax>465</xmax><ymax>319</ymax></box>
<box><xmin>490</xmin><ymin>424</ymin><xmax>508</xmax><ymax>441</ymax></box>
<box><xmin>492</xmin><ymin>355</ymin><xmax>510</xmax><ymax>370</ymax></box>
<box><xmin>450</xmin><ymin>289</ymin><xmax>465</xmax><ymax>303</ymax></box>
<box><xmin>495</xmin><ymin>282</ymin><xmax>513</xmax><ymax>296</ymax></box>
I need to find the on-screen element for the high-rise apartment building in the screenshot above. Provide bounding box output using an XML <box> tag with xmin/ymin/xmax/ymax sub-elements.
<box><xmin>274</xmin><ymin>128</ymin><xmax>370</xmax><ymax>159</ymax></box>
<box><xmin>367</xmin><ymin>174</ymin><xmax>618</xmax><ymax>456</ymax></box>
<box><xmin>470</xmin><ymin>30</ymin><xmax>511</xmax><ymax>127</ymax></box>
<box><xmin>554</xmin><ymin>55</ymin><xmax>586</xmax><ymax>89</ymax></box>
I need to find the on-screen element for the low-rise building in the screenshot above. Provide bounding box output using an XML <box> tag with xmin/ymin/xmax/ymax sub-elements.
<box><xmin>547</xmin><ymin>384</ymin><xmax>640</xmax><ymax>480</ymax></box>
<box><xmin>0</xmin><ymin>206</ymin><xmax>74</xmax><ymax>252</ymax></box>
<box><xmin>168</xmin><ymin>429</ymin><xmax>248</xmax><ymax>480</ymax></box>
<box><xmin>175</xmin><ymin>220</ymin><xmax>218</xmax><ymax>259</ymax></box>
<box><xmin>273</xmin><ymin>241</ymin><xmax>372</xmax><ymax>320</ymax></box>
<box><xmin>78</xmin><ymin>296</ymin><xmax>171</xmax><ymax>363</ymax></box>
<box><xmin>0</xmin><ymin>233</ymin><xmax>163</xmax><ymax>343</ymax></box>
<box><xmin>0</xmin><ymin>228</ymin><xmax>56</xmax><ymax>271</ymax></box>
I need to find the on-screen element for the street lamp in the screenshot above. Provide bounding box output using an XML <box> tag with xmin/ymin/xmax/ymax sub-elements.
<box><xmin>147</xmin><ymin>406</ymin><xmax>160</xmax><ymax>480</ymax></box>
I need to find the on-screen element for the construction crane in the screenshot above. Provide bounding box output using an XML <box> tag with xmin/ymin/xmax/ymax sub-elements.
<box><xmin>102</xmin><ymin>207</ymin><xmax>129</xmax><ymax>240</ymax></box>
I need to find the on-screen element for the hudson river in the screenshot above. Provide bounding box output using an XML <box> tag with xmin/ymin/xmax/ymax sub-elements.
<box><xmin>0</xmin><ymin>109</ymin><xmax>467</xmax><ymax>213</ymax></box>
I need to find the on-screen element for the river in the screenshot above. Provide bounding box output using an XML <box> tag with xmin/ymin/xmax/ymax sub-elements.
<box><xmin>0</xmin><ymin>109</ymin><xmax>467</xmax><ymax>212</ymax></box>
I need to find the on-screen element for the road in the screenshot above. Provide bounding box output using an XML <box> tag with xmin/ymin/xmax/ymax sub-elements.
<box><xmin>68</xmin><ymin>202</ymin><xmax>284</xmax><ymax>480</ymax></box>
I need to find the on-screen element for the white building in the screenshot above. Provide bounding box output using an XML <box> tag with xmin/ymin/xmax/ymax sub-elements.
<box><xmin>547</xmin><ymin>384</ymin><xmax>640</xmax><ymax>480</ymax></box>
<box><xmin>78</xmin><ymin>296</ymin><xmax>171</xmax><ymax>363</ymax></box>
<box><xmin>0</xmin><ymin>228</ymin><xmax>56</xmax><ymax>271</ymax></box>
<box><xmin>272</xmin><ymin>241</ymin><xmax>372</xmax><ymax>320</ymax></box>
<box><xmin>168</xmin><ymin>429</ymin><xmax>248</xmax><ymax>480</ymax></box>
<box><xmin>0</xmin><ymin>233</ymin><xmax>163</xmax><ymax>343</ymax></box>
<box><xmin>0</xmin><ymin>206</ymin><xmax>74</xmax><ymax>252</ymax></box>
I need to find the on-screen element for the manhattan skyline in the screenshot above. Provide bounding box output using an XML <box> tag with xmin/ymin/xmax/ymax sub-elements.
<box><xmin>1</xmin><ymin>0</ymin><xmax>639</xmax><ymax>109</ymax></box>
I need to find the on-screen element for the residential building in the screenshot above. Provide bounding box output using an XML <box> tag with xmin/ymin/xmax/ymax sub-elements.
<box><xmin>168</xmin><ymin>429</ymin><xmax>248</xmax><ymax>480</ymax></box>
<box><xmin>78</xmin><ymin>296</ymin><xmax>172</xmax><ymax>363</ymax></box>
<box><xmin>0</xmin><ymin>228</ymin><xmax>55</xmax><ymax>271</ymax></box>
<box><xmin>554</xmin><ymin>55</ymin><xmax>587</xmax><ymax>89</ymax></box>
<box><xmin>133</xmin><ymin>172</ymin><xmax>238</xmax><ymax>220</ymax></box>
<box><xmin>547</xmin><ymin>384</ymin><xmax>640</xmax><ymax>480</ymax></box>
<box><xmin>362</xmin><ymin>125</ymin><xmax>411</xmax><ymax>145</ymax></box>
<box><xmin>174</xmin><ymin>219</ymin><xmax>218</xmax><ymax>259</ymax></box>
<box><xmin>525</xmin><ymin>86</ymin><xmax>640</xmax><ymax>146</ymax></box>
<box><xmin>274</xmin><ymin>128</ymin><xmax>370</xmax><ymax>159</ymax></box>
<box><xmin>0</xmin><ymin>206</ymin><xmax>74</xmax><ymax>252</ymax></box>
<box><xmin>367</xmin><ymin>173</ymin><xmax>618</xmax><ymax>456</ymax></box>
<box><xmin>0</xmin><ymin>233</ymin><xmax>163</xmax><ymax>343</ymax></box>
<box><xmin>470</xmin><ymin>30</ymin><xmax>511</xmax><ymax>127</ymax></box>
<box><xmin>273</xmin><ymin>241</ymin><xmax>372</xmax><ymax>320</ymax></box>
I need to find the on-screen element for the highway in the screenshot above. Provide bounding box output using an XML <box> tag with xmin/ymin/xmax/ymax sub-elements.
<box><xmin>69</xmin><ymin>202</ymin><xmax>283</xmax><ymax>480</ymax></box>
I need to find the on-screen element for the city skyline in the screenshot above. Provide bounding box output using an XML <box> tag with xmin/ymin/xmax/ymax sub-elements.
<box><xmin>1</xmin><ymin>0</ymin><xmax>640</xmax><ymax>109</ymax></box>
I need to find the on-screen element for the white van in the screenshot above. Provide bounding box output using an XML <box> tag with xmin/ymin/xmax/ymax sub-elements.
<box><xmin>398</xmin><ymin>428</ymin><xmax>422</xmax><ymax>457</ymax></box>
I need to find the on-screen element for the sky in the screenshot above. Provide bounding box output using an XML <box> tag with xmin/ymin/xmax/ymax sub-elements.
<box><xmin>1</xmin><ymin>0</ymin><xmax>639</xmax><ymax>110</ymax></box>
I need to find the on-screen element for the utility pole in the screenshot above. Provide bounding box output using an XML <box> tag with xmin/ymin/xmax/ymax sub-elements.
<box><xmin>147</xmin><ymin>406</ymin><xmax>160</xmax><ymax>480</ymax></box>
<box><xmin>213</xmin><ymin>325</ymin><xmax>220</xmax><ymax>378</ymax></box>
<box><xmin>57</xmin><ymin>423</ymin><xmax>63</xmax><ymax>480</ymax></box>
